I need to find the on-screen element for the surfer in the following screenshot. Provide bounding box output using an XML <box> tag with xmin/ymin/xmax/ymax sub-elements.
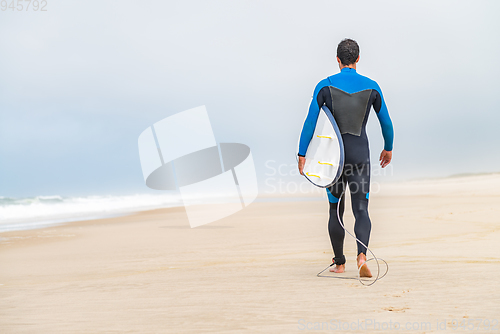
<box><xmin>297</xmin><ymin>39</ymin><xmax>394</xmax><ymax>277</ymax></box>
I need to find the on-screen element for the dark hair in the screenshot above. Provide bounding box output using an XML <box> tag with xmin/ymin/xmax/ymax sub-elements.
<box><xmin>337</xmin><ymin>39</ymin><xmax>359</xmax><ymax>65</ymax></box>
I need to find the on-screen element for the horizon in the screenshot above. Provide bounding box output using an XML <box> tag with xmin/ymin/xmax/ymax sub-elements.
<box><xmin>2</xmin><ymin>170</ymin><xmax>499</xmax><ymax>199</ymax></box>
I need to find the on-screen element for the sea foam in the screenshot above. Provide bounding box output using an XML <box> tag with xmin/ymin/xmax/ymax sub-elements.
<box><xmin>0</xmin><ymin>193</ymin><xmax>183</xmax><ymax>232</ymax></box>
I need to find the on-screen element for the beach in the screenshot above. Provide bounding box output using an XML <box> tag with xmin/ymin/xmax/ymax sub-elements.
<box><xmin>1</xmin><ymin>174</ymin><xmax>499</xmax><ymax>333</ymax></box>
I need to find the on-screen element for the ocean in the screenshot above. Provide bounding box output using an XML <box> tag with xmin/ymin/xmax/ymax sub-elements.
<box><xmin>0</xmin><ymin>194</ymin><xmax>183</xmax><ymax>233</ymax></box>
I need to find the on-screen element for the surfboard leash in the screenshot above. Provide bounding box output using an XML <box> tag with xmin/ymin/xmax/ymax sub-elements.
<box><xmin>317</xmin><ymin>187</ymin><xmax>389</xmax><ymax>286</ymax></box>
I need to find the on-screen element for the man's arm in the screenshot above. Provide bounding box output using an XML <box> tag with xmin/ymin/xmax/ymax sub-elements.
<box><xmin>297</xmin><ymin>80</ymin><xmax>330</xmax><ymax>175</ymax></box>
<box><xmin>372</xmin><ymin>84</ymin><xmax>394</xmax><ymax>168</ymax></box>
<box><xmin>297</xmin><ymin>79</ymin><xmax>330</xmax><ymax>157</ymax></box>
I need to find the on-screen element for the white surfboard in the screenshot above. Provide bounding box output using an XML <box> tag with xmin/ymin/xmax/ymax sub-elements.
<box><xmin>297</xmin><ymin>106</ymin><xmax>344</xmax><ymax>188</ymax></box>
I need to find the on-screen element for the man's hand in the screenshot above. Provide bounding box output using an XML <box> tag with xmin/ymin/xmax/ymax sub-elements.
<box><xmin>298</xmin><ymin>156</ymin><xmax>306</xmax><ymax>175</ymax></box>
<box><xmin>379</xmin><ymin>150</ymin><xmax>392</xmax><ymax>168</ymax></box>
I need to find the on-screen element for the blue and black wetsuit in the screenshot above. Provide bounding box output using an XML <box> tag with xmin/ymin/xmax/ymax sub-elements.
<box><xmin>298</xmin><ymin>67</ymin><xmax>394</xmax><ymax>265</ymax></box>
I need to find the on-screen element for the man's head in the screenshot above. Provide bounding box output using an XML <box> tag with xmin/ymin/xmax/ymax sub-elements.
<box><xmin>336</xmin><ymin>38</ymin><xmax>360</xmax><ymax>67</ymax></box>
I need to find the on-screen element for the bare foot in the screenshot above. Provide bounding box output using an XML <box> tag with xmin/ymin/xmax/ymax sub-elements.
<box><xmin>357</xmin><ymin>253</ymin><xmax>372</xmax><ymax>278</ymax></box>
<box><xmin>329</xmin><ymin>264</ymin><xmax>345</xmax><ymax>273</ymax></box>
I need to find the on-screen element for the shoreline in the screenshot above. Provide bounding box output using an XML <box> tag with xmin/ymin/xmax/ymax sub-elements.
<box><xmin>3</xmin><ymin>171</ymin><xmax>500</xmax><ymax>235</ymax></box>
<box><xmin>3</xmin><ymin>171</ymin><xmax>500</xmax><ymax>236</ymax></box>
<box><xmin>0</xmin><ymin>196</ymin><xmax>329</xmax><ymax>235</ymax></box>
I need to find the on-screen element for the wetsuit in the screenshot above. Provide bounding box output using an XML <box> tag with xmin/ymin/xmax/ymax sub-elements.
<box><xmin>298</xmin><ymin>67</ymin><xmax>394</xmax><ymax>265</ymax></box>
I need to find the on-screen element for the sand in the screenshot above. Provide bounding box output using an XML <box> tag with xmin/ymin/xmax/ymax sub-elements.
<box><xmin>1</xmin><ymin>174</ymin><xmax>500</xmax><ymax>333</ymax></box>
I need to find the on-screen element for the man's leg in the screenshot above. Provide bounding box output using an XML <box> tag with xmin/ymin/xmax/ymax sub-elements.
<box><xmin>347</xmin><ymin>162</ymin><xmax>372</xmax><ymax>277</ymax></box>
<box><xmin>327</xmin><ymin>177</ymin><xmax>346</xmax><ymax>272</ymax></box>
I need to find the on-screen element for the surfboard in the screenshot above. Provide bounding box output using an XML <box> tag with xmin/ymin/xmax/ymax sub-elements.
<box><xmin>297</xmin><ymin>106</ymin><xmax>344</xmax><ymax>188</ymax></box>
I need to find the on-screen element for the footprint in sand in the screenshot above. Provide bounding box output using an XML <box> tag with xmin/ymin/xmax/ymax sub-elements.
<box><xmin>383</xmin><ymin>307</ymin><xmax>409</xmax><ymax>313</ymax></box>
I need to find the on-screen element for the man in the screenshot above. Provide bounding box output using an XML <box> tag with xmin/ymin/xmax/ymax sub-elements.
<box><xmin>297</xmin><ymin>39</ymin><xmax>394</xmax><ymax>277</ymax></box>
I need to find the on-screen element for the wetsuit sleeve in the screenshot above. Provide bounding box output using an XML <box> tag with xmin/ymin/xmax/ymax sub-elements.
<box><xmin>298</xmin><ymin>80</ymin><xmax>329</xmax><ymax>157</ymax></box>
<box><xmin>372</xmin><ymin>84</ymin><xmax>394</xmax><ymax>151</ymax></box>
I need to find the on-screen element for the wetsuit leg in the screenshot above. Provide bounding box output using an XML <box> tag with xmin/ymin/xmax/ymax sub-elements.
<box><xmin>327</xmin><ymin>177</ymin><xmax>346</xmax><ymax>265</ymax></box>
<box><xmin>345</xmin><ymin>162</ymin><xmax>372</xmax><ymax>255</ymax></box>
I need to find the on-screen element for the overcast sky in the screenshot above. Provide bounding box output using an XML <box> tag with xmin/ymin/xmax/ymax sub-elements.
<box><xmin>1</xmin><ymin>0</ymin><xmax>499</xmax><ymax>197</ymax></box>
